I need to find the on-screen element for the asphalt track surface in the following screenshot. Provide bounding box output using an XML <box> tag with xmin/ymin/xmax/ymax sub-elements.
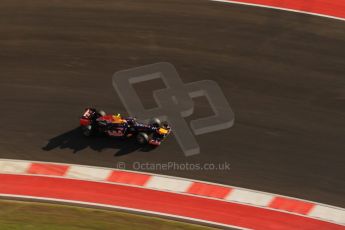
<box><xmin>0</xmin><ymin>0</ymin><xmax>344</xmax><ymax>209</ymax></box>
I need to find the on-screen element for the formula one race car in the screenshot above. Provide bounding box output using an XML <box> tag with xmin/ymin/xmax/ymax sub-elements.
<box><xmin>79</xmin><ymin>108</ymin><xmax>171</xmax><ymax>146</ymax></box>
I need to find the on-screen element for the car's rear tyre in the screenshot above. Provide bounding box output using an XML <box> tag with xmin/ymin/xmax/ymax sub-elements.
<box><xmin>98</xmin><ymin>110</ymin><xmax>106</xmax><ymax>116</ymax></box>
<box><xmin>137</xmin><ymin>132</ymin><xmax>149</xmax><ymax>144</ymax></box>
<box><xmin>82</xmin><ymin>125</ymin><xmax>93</xmax><ymax>137</ymax></box>
<box><xmin>149</xmin><ymin>118</ymin><xmax>161</xmax><ymax>127</ymax></box>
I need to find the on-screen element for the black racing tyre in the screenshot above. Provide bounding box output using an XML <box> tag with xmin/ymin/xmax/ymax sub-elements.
<box><xmin>149</xmin><ymin>118</ymin><xmax>161</xmax><ymax>127</ymax></box>
<box><xmin>98</xmin><ymin>110</ymin><xmax>106</xmax><ymax>116</ymax></box>
<box><xmin>137</xmin><ymin>132</ymin><xmax>149</xmax><ymax>144</ymax></box>
<box><xmin>82</xmin><ymin>125</ymin><xmax>93</xmax><ymax>137</ymax></box>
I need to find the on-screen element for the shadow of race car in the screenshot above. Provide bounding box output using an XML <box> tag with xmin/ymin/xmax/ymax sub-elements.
<box><xmin>79</xmin><ymin>108</ymin><xmax>171</xmax><ymax>146</ymax></box>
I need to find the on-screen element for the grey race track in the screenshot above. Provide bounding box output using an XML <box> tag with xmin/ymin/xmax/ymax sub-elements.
<box><xmin>0</xmin><ymin>0</ymin><xmax>344</xmax><ymax>207</ymax></box>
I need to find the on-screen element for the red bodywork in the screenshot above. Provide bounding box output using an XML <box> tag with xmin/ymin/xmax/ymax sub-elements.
<box><xmin>80</xmin><ymin>108</ymin><xmax>114</xmax><ymax>126</ymax></box>
<box><xmin>97</xmin><ymin>115</ymin><xmax>114</xmax><ymax>122</ymax></box>
<box><xmin>80</xmin><ymin>118</ymin><xmax>91</xmax><ymax>126</ymax></box>
<box><xmin>80</xmin><ymin>114</ymin><xmax>123</xmax><ymax>126</ymax></box>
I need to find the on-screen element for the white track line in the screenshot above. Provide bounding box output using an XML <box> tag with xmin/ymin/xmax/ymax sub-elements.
<box><xmin>210</xmin><ymin>0</ymin><xmax>345</xmax><ymax>22</ymax></box>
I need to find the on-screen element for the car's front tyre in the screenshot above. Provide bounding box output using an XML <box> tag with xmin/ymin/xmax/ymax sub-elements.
<box><xmin>137</xmin><ymin>132</ymin><xmax>149</xmax><ymax>144</ymax></box>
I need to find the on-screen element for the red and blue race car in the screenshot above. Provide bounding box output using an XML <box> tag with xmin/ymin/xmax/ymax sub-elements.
<box><xmin>80</xmin><ymin>108</ymin><xmax>171</xmax><ymax>146</ymax></box>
